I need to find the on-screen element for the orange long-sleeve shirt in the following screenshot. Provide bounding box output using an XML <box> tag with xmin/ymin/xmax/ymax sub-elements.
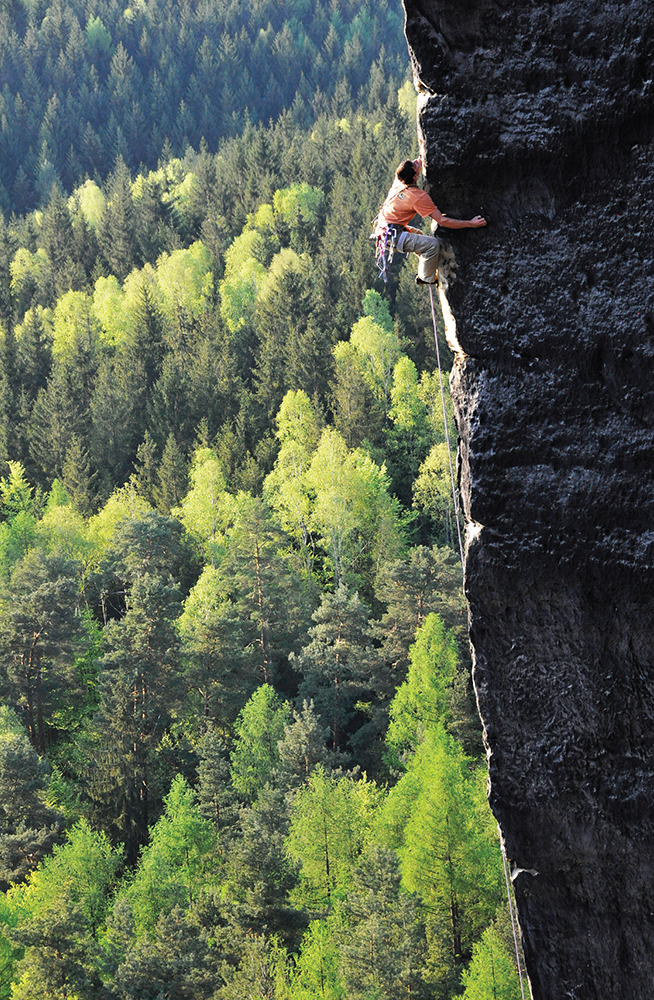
<box><xmin>376</xmin><ymin>179</ymin><xmax>438</xmax><ymax>230</ymax></box>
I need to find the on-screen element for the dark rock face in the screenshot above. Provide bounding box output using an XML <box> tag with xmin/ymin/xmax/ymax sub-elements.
<box><xmin>401</xmin><ymin>2</ymin><xmax>654</xmax><ymax>997</ymax></box>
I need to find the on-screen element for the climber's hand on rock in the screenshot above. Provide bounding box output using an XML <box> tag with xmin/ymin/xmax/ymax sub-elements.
<box><xmin>470</xmin><ymin>216</ymin><xmax>487</xmax><ymax>227</ymax></box>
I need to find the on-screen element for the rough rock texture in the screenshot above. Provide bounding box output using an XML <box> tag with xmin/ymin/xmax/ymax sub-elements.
<box><xmin>402</xmin><ymin>3</ymin><xmax>654</xmax><ymax>998</ymax></box>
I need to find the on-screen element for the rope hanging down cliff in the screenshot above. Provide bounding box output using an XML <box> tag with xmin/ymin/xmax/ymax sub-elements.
<box><xmin>428</xmin><ymin>284</ymin><xmax>465</xmax><ymax>568</ymax></box>
<box><xmin>426</xmin><ymin>286</ymin><xmax>527</xmax><ymax>1000</ymax></box>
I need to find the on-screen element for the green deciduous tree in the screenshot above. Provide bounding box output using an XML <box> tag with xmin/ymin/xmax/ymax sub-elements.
<box><xmin>460</xmin><ymin>911</ymin><xmax>524</xmax><ymax>1000</ymax></box>
<box><xmin>413</xmin><ymin>443</ymin><xmax>458</xmax><ymax>546</ymax></box>
<box><xmin>348</xmin><ymin>314</ymin><xmax>401</xmax><ymax>427</ymax></box>
<box><xmin>287</xmin><ymin>917</ymin><xmax>344</xmax><ymax>1000</ymax></box>
<box><xmin>173</xmin><ymin>447</ymin><xmax>234</xmax><ymax>565</ymax></box>
<box><xmin>263</xmin><ymin>390</ymin><xmax>321</xmax><ymax>577</ymax></box>
<box><xmin>306</xmin><ymin>428</ymin><xmax>405</xmax><ymax>591</ymax></box>
<box><xmin>378</xmin><ymin>725</ymin><xmax>503</xmax><ymax>972</ymax></box>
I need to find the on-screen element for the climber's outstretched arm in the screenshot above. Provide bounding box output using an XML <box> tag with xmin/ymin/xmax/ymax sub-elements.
<box><xmin>430</xmin><ymin>209</ymin><xmax>486</xmax><ymax>230</ymax></box>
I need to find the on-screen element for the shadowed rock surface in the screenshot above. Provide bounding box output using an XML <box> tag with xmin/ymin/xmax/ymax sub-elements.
<box><xmin>401</xmin><ymin>2</ymin><xmax>654</xmax><ymax>997</ymax></box>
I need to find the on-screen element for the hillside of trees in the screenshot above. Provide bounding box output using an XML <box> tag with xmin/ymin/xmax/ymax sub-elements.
<box><xmin>0</xmin><ymin>0</ymin><xmax>407</xmax><ymax>214</ymax></box>
<box><xmin>0</xmin><ymin>1</ymin><xmax>524</xmax><ymax>997</ymax></box>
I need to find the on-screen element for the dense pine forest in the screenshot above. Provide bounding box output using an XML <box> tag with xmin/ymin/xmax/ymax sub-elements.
<box><xmin>0</xmin><ymin>0</ymin><xmax>523</xmax><ymax>997</ymax></box>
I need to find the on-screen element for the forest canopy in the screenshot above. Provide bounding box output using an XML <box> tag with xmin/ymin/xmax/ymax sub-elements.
<box><xmin>0</xmin><ymin>0</ymin><xmax>407</xmax><ymax>213</ymax></box>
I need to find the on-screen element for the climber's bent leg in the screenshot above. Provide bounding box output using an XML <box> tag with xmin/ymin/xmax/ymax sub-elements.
<box><xmin>397</xmin><ymin>230</ymin><xmax>443</xmax><ymax>283</ymax></box>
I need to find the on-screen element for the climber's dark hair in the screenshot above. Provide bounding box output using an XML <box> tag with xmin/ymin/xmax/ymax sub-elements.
<box><xmin>396</xmin><ymin>160</ymin><xmax>417</xmax><ymax>185</ymax></box>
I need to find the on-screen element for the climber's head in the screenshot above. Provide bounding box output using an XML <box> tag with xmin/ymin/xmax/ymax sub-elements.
<box><xmin>396</xmin><ymin>159</ymin><xmax>419</xmax><ymax>185</ymax></box>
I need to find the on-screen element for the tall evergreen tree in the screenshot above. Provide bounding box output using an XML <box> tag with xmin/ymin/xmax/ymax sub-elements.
<box><xmin>0</xmin><ymin>551</ymin><xmax>83</xmax><ymax>753</ymax></box>
<box><xmin>0</xmin><ymin>709</ymin><xmax>64</xmax><ymax>889</ymax></box>
<box><xmin>87</xmin><ymin>573</ymin><xmax>183</xmax><ymax>859</ymax></box>
<box><xmin>340</xmin><ymin>846</ymin><xmax>430</xmax><ymax>1000</ymax></box>
<box><xmin>292</xmin><ymin>586</ymin><xmax>374</xmax><ymax>754</ymax></box>
<box><xmin>97</xmin><ymin>158</ymin><xmax>136</xmax><ymax>280</ymax></box>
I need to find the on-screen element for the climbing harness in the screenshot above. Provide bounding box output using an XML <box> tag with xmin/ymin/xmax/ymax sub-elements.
<box><xmin>374</xmin><ymin>224</ymin><xmax>402</xmax><ymax>283</ymax></box>
<box><xmin>427</xmin><ymin>282</ymin><xmax>527</xmax><ymax>998</ymax></box>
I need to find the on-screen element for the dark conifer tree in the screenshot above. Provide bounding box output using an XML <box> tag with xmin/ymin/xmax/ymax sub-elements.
<box><xmin>88</xmin><ymin>573</ymin><xmax>183</xmax><ymax>860</ymax></box>
<box><xmin>0</xmin><ymin>723</ymin><xmax>64</xmax><ymax>888</ymax></box>
<box><xmin>14</xmin><ymin>308</ymin><xmax>53</xmax><ymax>402</ymax></box>
<box><xmin>153</xmin><ymin>433</ymin><xmax>189</xmax><ymax>514</ymax></box>
<box><xmin>340</xmin><ymin>846</ymin><xmax>431</xmax><ymax>1000</ymax></box>
<box><xmin>97</xmin><ymin>157</ymin><xmax>136</xmax><ymax>280</ymax></box>
<box><xmin>61</xmin><ymin>433</ymin><xmax>98</xmax><ymax>516</ymax></box>
<box><xmin>38</xmin><ymin>186</ymin><xmax>83</xmax><ymax>295</ymax></box>
<box><xmin>292</xmin><ymin>585</ymin><xmax>375</xmax><ymax>755</ymax></box>
<box><xmin>113</xmin><ymin>907</ymin><xmax>222</xmax><ymax>1000</ymax></box>
<box><xmin>0</xmin><ymin>551</ymin><xmax>83</xmax><ymax>753</ymax></box>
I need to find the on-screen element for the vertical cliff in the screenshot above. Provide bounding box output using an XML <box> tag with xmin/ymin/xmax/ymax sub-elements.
<box><xmin>401</xmin><ymin>2</ymin><xmax>654</xmax><ymax>997</ymax></box>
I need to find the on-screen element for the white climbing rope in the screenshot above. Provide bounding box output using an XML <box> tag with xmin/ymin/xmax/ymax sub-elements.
<box><xmin>428</xmin><ymin>283</ymin><xmax>465</xmax><ymax>568</ymax></box>
<box><xmin>500</xmin><ymin>833</ymin><xmax>527</xmax><ymax>1000</ymax></box>
<box><xmin>427</xmin><ymin>282</ymin><xmax>527</xmax><ymax>998</ymax></box>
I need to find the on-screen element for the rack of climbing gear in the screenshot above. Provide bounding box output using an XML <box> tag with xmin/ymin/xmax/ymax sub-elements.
<box><xmin>374</xmin><ymin>224</ymin><xmax>401</xmax><ymax>283</ymax></box>
<box><xmin>426</xmin><ymin>281</ymin><xmax>528</xmax><ymax>999</ymax></box>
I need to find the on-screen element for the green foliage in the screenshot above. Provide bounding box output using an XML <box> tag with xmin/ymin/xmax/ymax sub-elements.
<box><xmin>386</xmin><ymin>613</ymin><xmax>459</xmax><ymax>759</ymax></box>
<box><xmin>306</xmin><ymin>428</ymin><xmax>405</xmax><ymax>590</ymax></box>
<box><xmin>174</xmin><ymin>447</ymin><xmax>234</xmax><ymax>565</ymax></box>
<box><xmin>0</xmin><ymin>893</ymin><xmax>20</xmax><ymax>1000</ymax></box>
<box><xmin>0</xmin><ymin>711</ymin><xmax>63</xmax><ymax>886</ymax></box>
<box><xmin>0</xmin><ymin>25</ymin><xmax>508</xmax><ymax>999</ymax></box>
<box><xmin>177</xmin><ymin>566</ymin><xmax>248</xmax><ymax>727</ymax></box>
<box><xmin>288</xmin><ymin>917</ymin><xmax>344</xmax><ymax>1000</ymax></box>
<box><xmin>0</xmin><ymin>550</ymin><xmax>83</xmax><ymax>752</ymax></box>
<box><xmin>87</xmin><ymin>571</ymin><xmax>184</xmax><ymax>857</ymax></box>
<box><xmin>339</xmin><ymin>846</ymin><xmax>430</xmax><ymax>1000</ymax></box>
<box><xmin>263</xmin><ymin>390</ymin><xmax>321</xmax><ymax>573</ymax></box>
<box><xmin>292</xmin><ymin>585</ymin><xmax>374</xmax><ymax>754</ymax></box>
<box><xmin>378</xmin><ymin>725</ymin><xmax>503</xmax><ymax>967</ymax></box>
<box><xmin>460</xmin><ymin>914</ymin><xmax>524</xmax><ymax>1000</ymax></box>
<box><xmin>230</xmin><ymin>685</ymin><xmax>291</xmax><ymax>800</ymax></box>
<box><xmin>0</xmin><ymin>0</ymin><xmax>408</xmax><ymax>214</ymax></box>
<box><xmin>220</xmin><ymin>231</ymin><xmax>267</xmax><ymax>334</ymax></box>
<box><xmin>413</xmin><ymin>442</ymin><xmax>458</xmax><ymax>545</ymax></box>
<box><xmin>5</xmin><ymin>820</ymin><xmax>122</xmax><ymax>1000</ymax></box>
<box><xmin>286</xmin><ymin>767</ymin><xmax>381</xmax><ymax>910</ymax></box>
<box><xmin>112</xmin><ymin>906</ymin><xmax>222</xmax><ymax>1000</ymax></box>
<box><xmin>120</xmin><ymin>775</ymin><xmax>215</xmax><ymax>937</ymax></box>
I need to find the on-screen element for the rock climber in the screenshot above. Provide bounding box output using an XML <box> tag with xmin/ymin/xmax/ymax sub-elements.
<box><xmin>374</xmin><ymin>157</ymin><xmax>486</xmax><ymax>285</ymax></box>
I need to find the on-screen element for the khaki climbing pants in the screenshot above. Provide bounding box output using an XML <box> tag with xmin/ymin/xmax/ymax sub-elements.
<box><xmin>397</xmin><ymin>229</ymin><xmax>443</xmax><ymax>283</ymax></box>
